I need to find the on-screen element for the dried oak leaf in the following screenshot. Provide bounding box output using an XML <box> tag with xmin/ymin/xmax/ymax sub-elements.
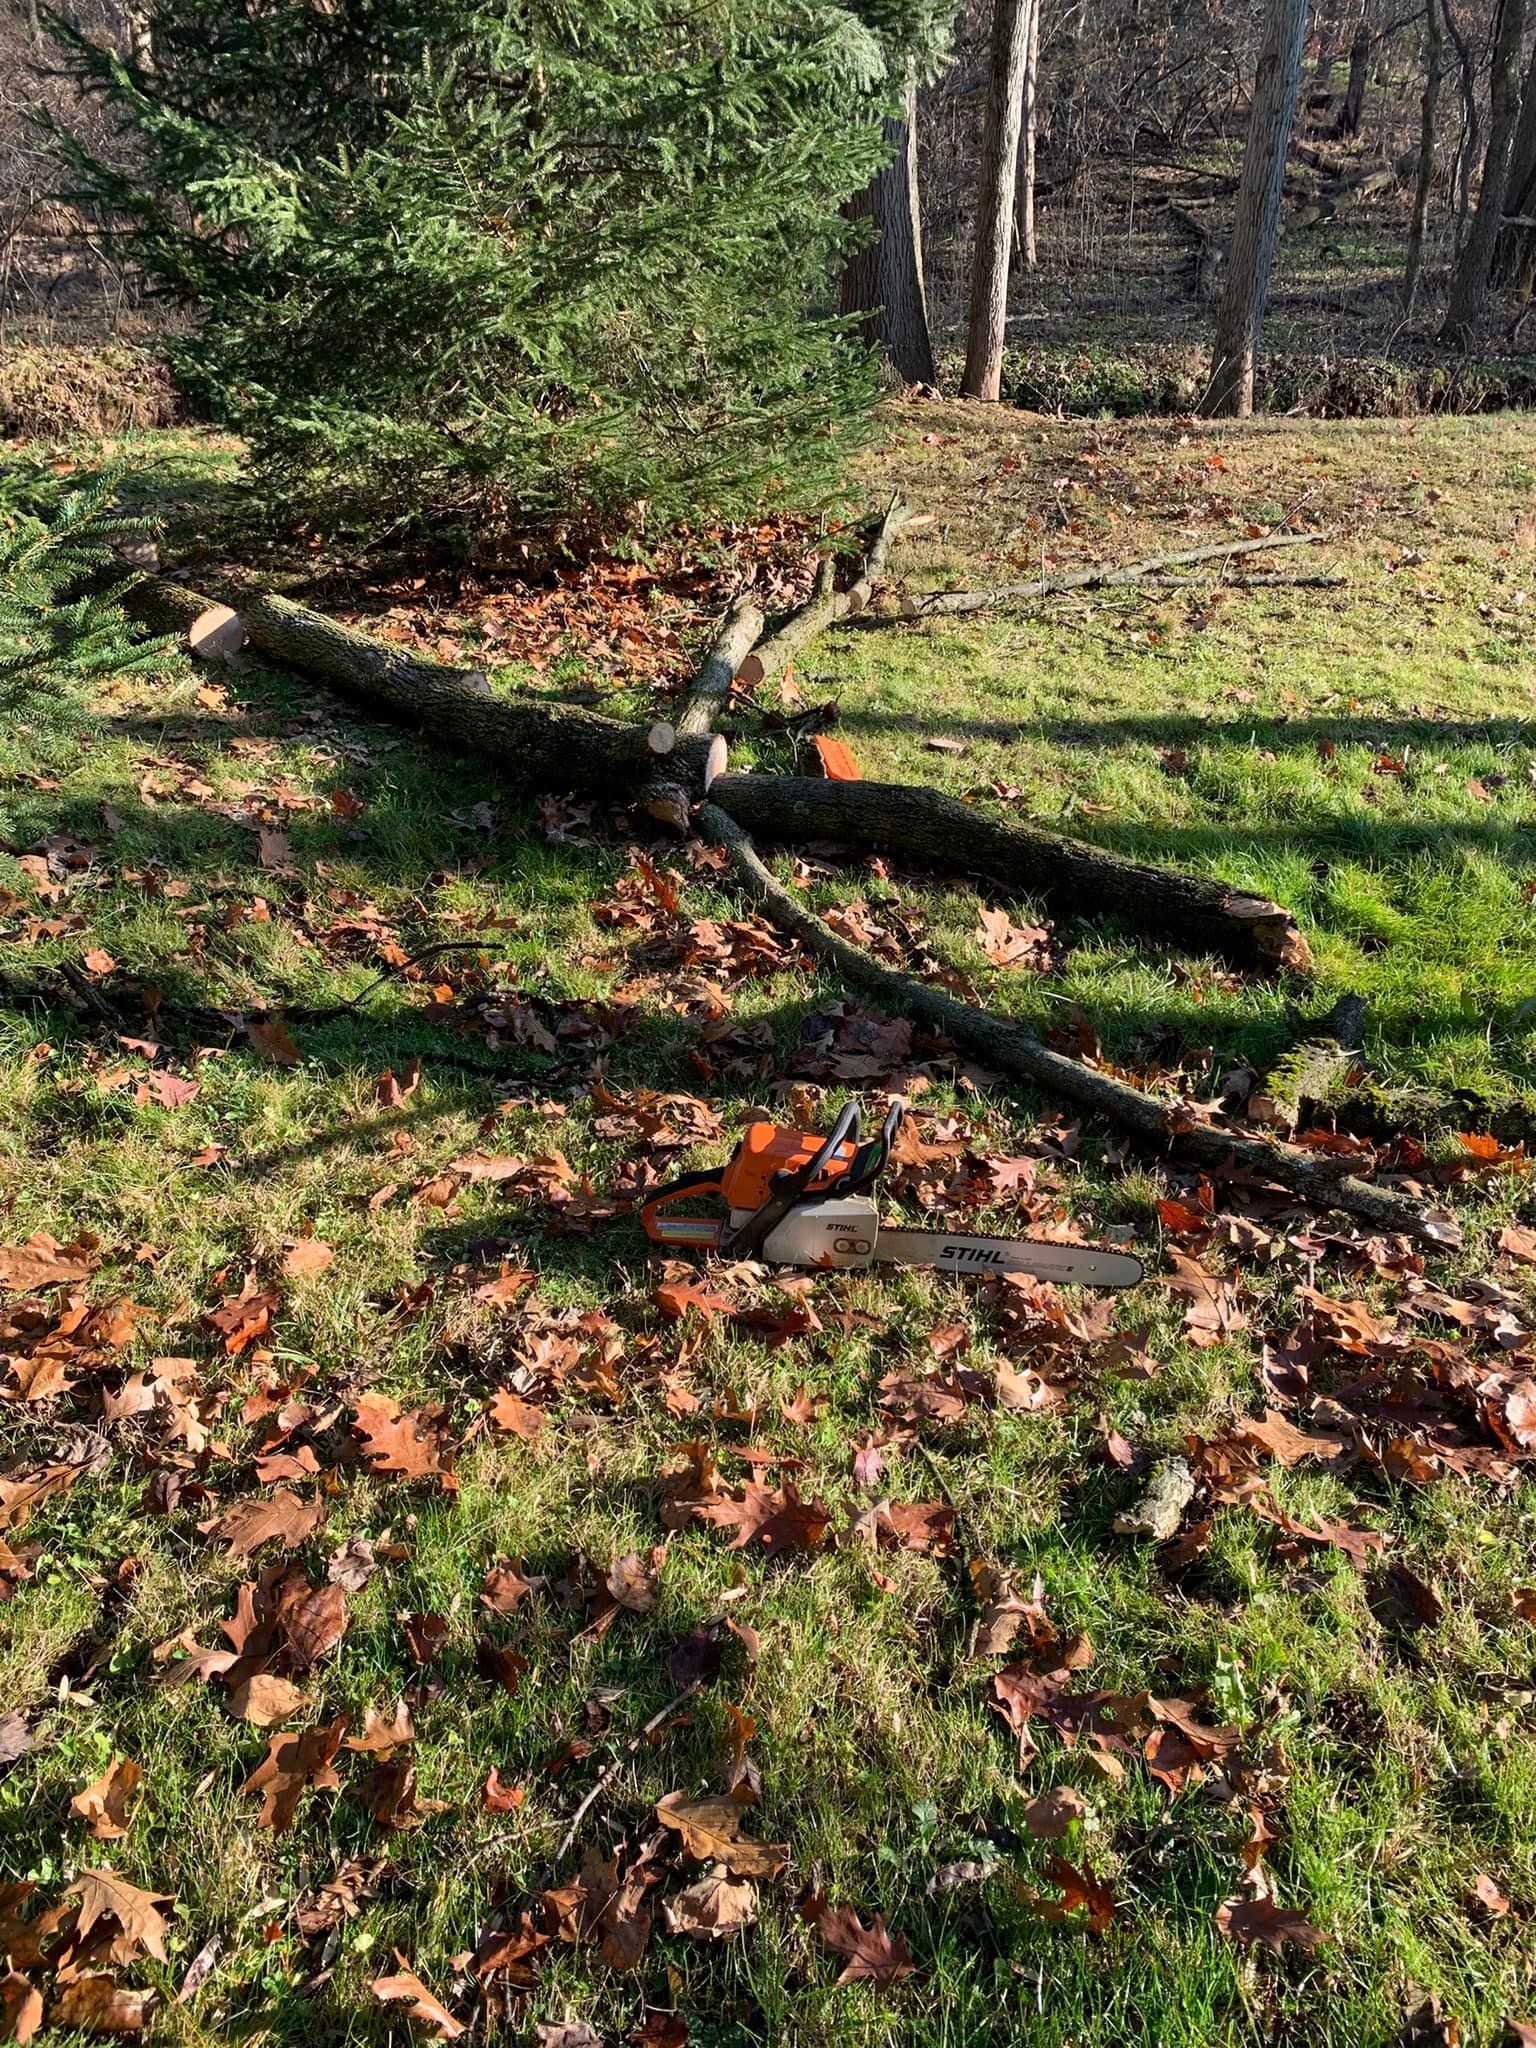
<box><xmin>281</xmin><ymin>1239</ymin><xmax>333</xmax><ymax>1278</ymax></box>
<box><xmin>1035</xmin><ymin>1854</ymin><xmax>1115</xmax><ymax>1935</ymax></box>
<box><xmin>1214</xmin><ymin>1895</ymin><xmax>1327</xmax><ymax>1950</ymax></box>
<box><xmin>1163</xmin><ymin>1249</ymin><xmax>1247</xmax><ymax>1347</ymax></box>
<box><xmin>47</xmin><ymin>1977</ymin><xmax>156</xmax><ymax>2035</ymax></box>
<box><xmin>662</xmin><ymin>1866</ymin><xmax>757</xmax><ymax>1940</ymax></box>
<box><xmin>876</xmin><ymin>1501</ymin><xmax>956</xmax><ymax>1555</ymax></box>
<box><xmin>227</xmin><ymin>1673</ymin><xmax>305</xmax><ymax>1727</ymax></box>
<box><xmin>654</xmin><ymin>1792</ymin><xmax>786</xmax><ymax>1879</ymax></box>
<box><xmin>480</xmin><ymin>1561</ymin><xmax>534</xmax><ymax>1615</ymax></box>
<box><xmin>633</xmin><ymin>2016</ymin><xmax>690</xmax><ymax>2048</ymax></box>
<box><xmin>242</xmin><ymin>1717</ymin><xmax>347</xmax><ymax>1833</ymax></box>
<box><xmin>352</xmin><ymin>1391</ymin><xmax>455</xmax><ymax>1484</ymax></box>
<box><xmin>69</xmin><ymin>1758</ymin><xmax>142</xmax><ymax>1841</ymax></box>
<box><xmin>488</xmin><ymin>1389</ymin><xmax>545</xmax><ymax>1441</ymax></box>
<box><xmin>361</xmin><ymin>1755</ymin><xmax>445</xmax><ymax>1832</ymax></box>
<box><xmin>204</xmin><ymin>1286</ymin><xmax>279</xmax><ymax>1356</ymax></box>
<box><xmin>0</xmin><ymin>1972</ymin><xmax>42</xmax><ymax>2044</ymax></box>
<box><xmin>807</xmin><ymin>1900</ymin><xmax>916</xmax><ymax>1987</ymax></box>
<box><xmin>975</xmin><ymin>906</ymin><xmax>1051</xmax><ymax>971</ymax></box>
<box><xmin>1022</xmin><ymin>1786</ymin><xmax>1087</xmax><ymax>1839</ymax></box>
<box><xmin>692</xmin><ymin>1481</ymin><xmax>832</xmax><ymax>1557</ymax></box>
<box><xmin>201</xmin><ymin>1489</ymin><xmax>324</xmax><ymax>1558</ymax></box>
<box><xmin>0</xmin><ymin>1234</ymin><xmax>95</xmax><ymax>1293</ymax></box>
<box><xmin>65</xmin><ymin>1870</ymin><xmax>173</xmax><ymax>1965</ymax></box>
<box><xmin>371</xmin><ymin>1952</ymin><xmax>465</xmax><ymax>2039</ymax></box>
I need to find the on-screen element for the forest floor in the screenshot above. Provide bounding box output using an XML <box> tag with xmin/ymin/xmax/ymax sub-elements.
<box><xmin>1</xmin><ymin>405</ymin><xmax>1535</xmax><ymax>2048</ymax></box>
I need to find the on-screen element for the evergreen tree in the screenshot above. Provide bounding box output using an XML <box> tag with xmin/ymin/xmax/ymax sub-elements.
<box><xmin>0</xmin><ymin>469</ymin><xmax>176</xmax><ymax>701</ymax></box>
<box><xmin>51</xmin><ymin>0</ymin><xmax>936</xmax><ymax>541</ymax></box>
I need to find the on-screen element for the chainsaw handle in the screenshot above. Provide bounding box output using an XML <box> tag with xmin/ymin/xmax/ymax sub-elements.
<box><xmin>802</xmin><ymin>1100</ymin><xmax>861</xmax><ymax>1185</ymax></box>
<box><xmin>722</xmin><ymin>1100</ymin><xmax>862</xmax><ymax>1258</ymax></box>
<box><xmin>639</xmin><ymin>1166</ymin><xmax>726</xmax><ymax>1249</ymax></box>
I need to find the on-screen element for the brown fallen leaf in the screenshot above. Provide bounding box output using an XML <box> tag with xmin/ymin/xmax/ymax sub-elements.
<box><xmin>226</xmin><ymin>1671</ymin><xmax>305</xmax><ymax>1728</ymax></box>
<box><xmin>201</xmin><ymin>1490</ymin><xmax>324</xmax><ymax>1558</ymax></box>
<box><xmin>281</xmin><ymin>1239</ymin><xmax>334</xmax><ymax>1278</ymax></box>
<box><xmin>488</xmin><ymin>1389</ymin><xmax>545</xmax><ymax>1440</ymax></box>
<box><xmin>975</xmin><ymin>906</ymin><xmax>1051</xmax><ymax>971</ymax></box>
<box><xmin>1469</xmin><ymin>1872</ymin><xmax>1511</xmax><ymax>1919</ymax></box>
<box><xmin>535</xmin><ymin>2025</ymin><xmax>602</xmax><ymax>2048</ymax></box>
<box><xmin>482</xmin><ymin>1767</ymin><xmax>524</xmax><ymax>1813</ymax></box>
<box><xmin>1034</xmin><ymin>1854</ymin><xmax>1115</xmax><ymax>1935</ymax></box>
<box><xmin>1214</xmin><ymin>1895</ymin><xmax>1327</xmax><ymax>1950</ymax></box>
<box><xmin>480</xmin><ymin>1561</ymin><xmax>534</xmax><ymax>1615</ymax></box>
<box><xmin>242</xmin><ymin>1718</ymin><xmax>346</xmax><ymax>1833</ymax></box>
<box><xmin>353</xmin><ymin>1391</ymin><xmax>455</xmax><ymax>1484</ymax></box>
<box><xmin>1497</xmin><ymin>1223</ymin><xmax>1536</xmax><ymax>1267</ymax></box>
<box><xmin>47</xmin><ymin>1977</ymin><xmax>156</xmax><ymax>2035</ymax></box>
<box><xmin>371</xmin><ymin>1952</ymin><xmax>465</xmax><ymax>2038</ymax></box>
<box><xmin>0</xmin><ymin>1234</ymin><xmax>95</xmax><ymax>1293</ymax></box>
<box><xmin>1163</xmin><ymin>1249</ymin><xmax>1247</xmax><ymax>1347</ymax></box>
<box><xmin>69</xmin><ymin>1758</ymin><xmax>142</xmax><ymax>1841</ymax></box>
<box><xmin>654</xmin><ymin>1792</ymin><xmax>786</xmax><ymax>1878</ymax></box>
<box><xmin>1021</xmin><ymin>1786</ymin><xmax>1086</xmax><ymax>1839</ymax></box>
<box><xmin>0</xmin><ymin>1971</ymin><xmax>42</xmax><ymax>2044</ymax></box>
<box><xmin>806</xmin><ymin>1898</ymin><xmax>916</xmax><ymax>1987</ymax></box>
<box><xmin>66</xmin><ymin>1870</ymin><xmax>173</xmax><ymax>1964</ymax></box>
<box><xmin>632</xmin><ymin>2015</ymin><xmax>690</xmax><ymax>2048</ymax></box>
<box><xmin>661</xmin><ymin>1866</ymin><xmax>757</xmax><ymax>1940</ymax></box>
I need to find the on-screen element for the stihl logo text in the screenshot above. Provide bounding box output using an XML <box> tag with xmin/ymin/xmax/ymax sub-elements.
<box><xmin>938</xmin><ymin>1245</ymin><xmax>1003</xmax><ymax>1265</ymax></box>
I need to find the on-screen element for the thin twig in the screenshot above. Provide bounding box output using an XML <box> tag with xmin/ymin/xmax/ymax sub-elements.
<box><xmin>552</xmin><ymin>1681</ymin><xmax>703</xmax><ymax>1866</ymax></box>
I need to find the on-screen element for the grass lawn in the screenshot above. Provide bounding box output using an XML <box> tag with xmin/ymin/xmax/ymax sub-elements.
<box><xmin>1</xmin><ymin>405</ymin><xmax>1535</xmax><ymax>2048</ymax></box>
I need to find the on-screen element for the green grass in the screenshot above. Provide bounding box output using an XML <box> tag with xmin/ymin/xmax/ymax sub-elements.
<box><xmin>1</xmin><ymin>411</ymin><xmax>1535</xmax><ymax>2046</ymax></box>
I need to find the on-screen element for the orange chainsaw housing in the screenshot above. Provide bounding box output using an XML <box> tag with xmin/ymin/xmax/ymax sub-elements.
<box><xmin>717</xmin><ymin>1122</ymin><xmax>859</xmax><ymax>1209</ymax></box>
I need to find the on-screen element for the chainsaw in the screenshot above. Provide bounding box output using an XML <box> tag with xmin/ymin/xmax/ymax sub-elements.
<box><xmin>640</xmin><ymin>1101</ymin><xmax>1143</xmax><ymax>1289</ymax></box>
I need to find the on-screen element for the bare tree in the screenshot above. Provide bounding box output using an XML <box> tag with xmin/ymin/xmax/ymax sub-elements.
<box><xmin>1198</xmin><ymin>0</ymin><xmax>1310</xmax><ymax>418</ymax></box>
<box><xmin>840</xmin><ymin>68</ymin><xmax>937</xmax><ymax>387</ymax></box>
<box><xmin>1014</xmin><ymin>0</ymin><xmax>1042</xmax><ymax>268</ymax></box>
<box><xmin>1441</xmin><ymin>0</ymin><xmax>1528</xmax><ymax>343</ymax></box>
<box><xmin>1337</xmin><ymin>8</ymin><xmax>1371</xmax><ymax>133</ymax></box>
<box><xmin>1494</xmin><ymin>35</ymin><xmax>1536</xmax><ymax>288</ymax></box>
<box><xmin>1402</xmin><ymin>0</ymin><xmax>1443</xmax><ymax>307</ymax></box>
<box><xmin>962</xmin><ymin>0</ymin><xmax>1033</xmax><ymax>399</ymax></box>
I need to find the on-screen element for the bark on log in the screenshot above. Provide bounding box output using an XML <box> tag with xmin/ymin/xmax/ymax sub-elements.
<box><xmin>128</xmin><ymin>572</ymin><xmax>1308</xmax><ymax>972</ymax></box>
<box><xmin>883</xmin><ymin>531</ymin><xmax>1326</xmax><ymax>620</ymax></box>
<box><xmin>125</xmin><ymin>577</ymin><xmax>716</xmax><ymax>798</ymax></box>
<box><xmin>709</xmin><ymin>774</ymin><xmax>1310</xmax><ymax>971</ymax></box>
<box><xmin>697</xmin><ymin>802</ymin><xmax>1459</xmax><ymax>1248</ymax></box>
<box><xmin>674</xmin><ymin>595</ymin><xmax>764</xmax><ymax>740</ymax></box>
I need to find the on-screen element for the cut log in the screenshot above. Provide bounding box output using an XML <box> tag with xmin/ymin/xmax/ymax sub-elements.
<box><xmin>881</xmin><ymin>531</ymin><xmax>1327</xmax><ymax>620</ymax></box>
<box><xmin>674</xmin><ymin>595</ymin><xmax>764</xmax><ymax>740</ymax></box>
<box><xmin>696</xmin><ymin>801</ymin><xmax>1459</xmax><ymax>1247</ymax></box>
<box><xmin>709</xmin><ymin>774</ymin><xmax>1309</xmax><ymax>971</ymax></box>
<box><xmin>125</xmin><ymin>577</ymin><xmax>715</xmax><ymax>797</ymax></box>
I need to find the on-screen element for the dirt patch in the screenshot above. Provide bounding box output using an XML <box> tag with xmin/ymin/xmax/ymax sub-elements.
<box><xmin>0</xmin><ymin>342</ymin><xmax>180</xmax><ymax>439</ymax></box>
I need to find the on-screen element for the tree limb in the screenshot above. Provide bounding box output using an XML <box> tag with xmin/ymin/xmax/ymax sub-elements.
<box><xmin>696</xmin><ymin>801</ymin><xmax>1460</xmax><ymax>1248</ymax></box>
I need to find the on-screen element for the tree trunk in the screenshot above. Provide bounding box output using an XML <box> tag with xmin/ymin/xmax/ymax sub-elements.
<box><xmin>1014</xmin><ymin>0</ymin><xmax>1042</xmax><ymax>270</ymax></box>
<box><xmin>1197</xmin><ymin>0</ymin><xmax>1310</xmax><ymax>419</ymax></box>
<box><xmin>1402</xmin><ymin>0</ymin><xmax>1444</xmax><ymax>308</ymax></box>
<box><xmin>1337</xmin><ymin>21</ymin><xmax>1371</xmax><ymax>134</ymax></box>
<box><xmin>963</xmin><ymin>0</ymin><xmax>1033</xmax><ymax>401</ymax></box>
<box><xmin>1494</xmin><ymin>37</ymin><xmax>1536</xmax><ymax>286</ymax></box>
<box><xmin>1441</xmin><ymin>0</ymin><xmax>1528</xmax><ymax>343</ymax></box>
<box><xmin>839</xmin><ymin>73</ymin><xmax>936</xmax><ymax>387</ymax></box>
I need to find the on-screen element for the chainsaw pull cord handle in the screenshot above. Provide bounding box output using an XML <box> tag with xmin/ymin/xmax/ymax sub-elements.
<box><xmin>721</xmin><ymin>1101</ymin><xmax>862</xmax><ymax>1259</ymax></box>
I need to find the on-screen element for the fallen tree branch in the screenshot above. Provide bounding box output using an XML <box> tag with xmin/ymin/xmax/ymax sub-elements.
<box><xmin>882</xmin><ymin>531</ymin><xmax>1328</xmax><ymax>620</ymax></box>
<box><xmin>709</xmin><ymin>774</ymin><xmax>1309</xmax><ymax>971</ymax></box>
<box><xmin>696</xmin><ymin>801</ymin><xmax>1459</xmax><ymax>1247</ymax></box>
<box><xmin>125</xmin><ymin>576</ymin><xmax>716</xmax><ymax>797</ymax></box>
<box><xmin>738</xmin><ymin>496</ymin><xmax>916</xmax><ymax>689</ymax></box>
<box><xmin>1138</xmin><ymin>571</ymin><xmax>1347</xmax><ymax>589</ymax></box>
<box><xmin>125</xmin><ymin>572</ymin><xmax>1304</xmax><ymax>971</ymax></box>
